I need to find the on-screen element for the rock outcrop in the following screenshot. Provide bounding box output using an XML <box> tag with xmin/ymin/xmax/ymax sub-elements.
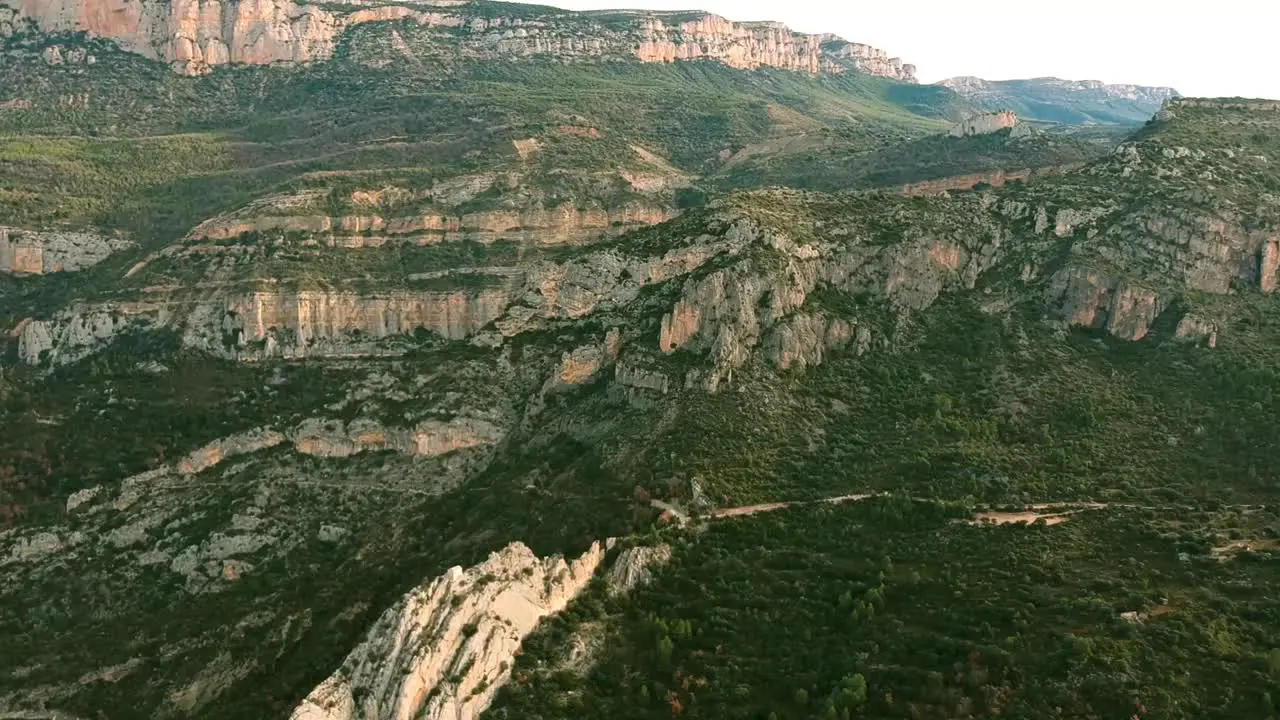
<box><xmin>605</xmin><ymin>544</ymin><xmax>671</xmax><ymax>596</ymax></box>
<box><xmin>547</xmin><ymin>329</ymin><xmax>621</xmax><ymax>389</ymax></box>
<box><xmin>648</xmin><ymin>214</ymin><xmax>992</xmax><ymax>389</ymax></box>
<box><xmin>632</xmin><ymin>15</ymin><xmax>914</xmax><ymax>80</ymax></box>
<box><xmin>17</xmin><ymin>301</ymin><xmax>159</xmax><ymax>365</ymax></box>
<box><xmin>2</xmin><ymin>0</ymin><xmax>464</xmax><ymax>74</ymax></box>
<box><xmin>949</xmin><ymin>111</ymin><xmax>1019</xmax><ymax>138</ymax></box>
<box><xmin>0</xmin><ymin>227</ymin><xmax>133</xmax><ymax>275</ymax></box>
<box><xmin>218</xmin><ymin>288</ymin><xmax>513</xmax><ymax>352</ymax></box>
<box><xmin>177</xmin><ymin>428</ymin><xmax>287</xmax><ymax>475</ymax></box>
<box><xmin>1</xmin><ymin>0</ymin><xmax>916</xmax><ymax>81</ymax></box>
<box><xmin>187</xmin><ymin>205</ymin><xmax>675</xmax><ymax>247</ymax></box>
<box><xmin>290</xmin><ymin>541</ymin><xmax>604</xmax><ymax>720</ymax></box>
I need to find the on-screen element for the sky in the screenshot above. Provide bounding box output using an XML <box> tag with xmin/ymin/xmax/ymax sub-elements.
<box><xmin>517</xmin><ymin>0</ymin><xmax>1278</xmax><ymax>99</ymax></box>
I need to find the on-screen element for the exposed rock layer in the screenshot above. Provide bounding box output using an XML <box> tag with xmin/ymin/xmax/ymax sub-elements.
<box><xmin>1</xmin><ymin>0</ymin><xmax>916</xmax><ymax>80</ymax></box>
<box><xmin>188</xmin><ymin>206</ymin><xmax>675</xmax><ymax>246</ymax></box>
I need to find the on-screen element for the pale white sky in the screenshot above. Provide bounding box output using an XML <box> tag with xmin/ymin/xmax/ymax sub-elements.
<box><xmin>520</xmin><ymin>0</ymin><xmax>1277</xmax><ymax>99</ymax></box>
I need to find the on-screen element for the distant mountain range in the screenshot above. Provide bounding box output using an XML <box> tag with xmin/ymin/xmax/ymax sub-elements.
<box><xmin>940</xmin><ymin>76</ymin><xmax>1180</xmax><ymax>125</ymax></box>
<box><xmin>0</xmin><ymin>0</ymin><xmax>1178</xmax><ymax>125</ymax></box>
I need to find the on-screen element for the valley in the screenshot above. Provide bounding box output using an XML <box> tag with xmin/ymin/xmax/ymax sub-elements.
<box><xmin>0</xmin><ymin>1</ymin><xmax>1277</xmax><ymax>719</ymax></box>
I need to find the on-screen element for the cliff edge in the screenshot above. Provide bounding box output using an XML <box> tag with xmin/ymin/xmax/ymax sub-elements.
<box><xmin>0</xmin><ymin>0</ymin><xmax>917</xmax><ymax>79</ymax></box>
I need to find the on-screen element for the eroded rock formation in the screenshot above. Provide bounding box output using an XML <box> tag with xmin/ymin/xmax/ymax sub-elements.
<box><xmin>290</xmin><ymin>541</ymin><xmax>604</xmax><ymax>720</ymax></box>
<box><xmin>605</xmin><ymin>544</ymin><xmax>671</xmax><ymax>596</ymax></box>
<box><xmin>2</xmin><ymin>0</ymin><xmax>463</xmax><ymax>74</ymax></box>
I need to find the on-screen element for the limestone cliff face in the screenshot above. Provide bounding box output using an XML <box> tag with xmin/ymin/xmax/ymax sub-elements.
<box><xmin>188</xmin><ymin>205</ymin><xmax>675</xmax><ymax>247</ymax></box>
<box><xmin>292</xmin><ymin>416</ymin><xmax>503</xmax><ymax>459</ymax></box>
<box><xmin>140</xmin><ymin>415</ymin><xmax>503</xmax><ymax>483</ymax></box>
<box><xmin>1024</xmin><ymin>125</ymin><xmax>1280</xmax><ymax>341</ymax></box>
<box><xmin>650</xmin><ymin>214</ymin><xmax>995</xmax><ymax>390</ymax></box>
<box><xmin>0</xmin><ymin>226</ymin><xmax>133</xmax><ymax>274</ymax></box>
<box><xmin>290</xmin><ymin>541</ymin><xmax>604</xmax><ymax>720</ymax></box>
<box><xmin>18</xmin><ymin>288</ymin><xmax>512</xmax><ymax>364</ymax></box>
<box><xmin>2</xmin><ymin>0</ymin><xmax>462</xmax><ymax>74</ymax></box>
<box><xmin>2</xmin><ymin>0</ymin><xmax>916</xmax><ymax>80</ymax></box>
<box><xmin>1046</xmin><ymin>269</ymin><xmax>1162</xmax><ymax>341</ymax></box>
<box><xmin>17</xmin><ymin>301</ymin><xmax>160</xmax><ymax>365</ymax></box>
<box><xmin>14</xmin><ymin>225</ymin><xmax>736</xmax><ymax>366</ymax></box>
<box><xmin>218</xmin><ymin>288</ymin><xmax>512</xmax><ymax>354</ymax></box>
<box><xmin>630</xmin><ymin>15</ymin><xmax>914</xmax><ymax>80</ymax></box>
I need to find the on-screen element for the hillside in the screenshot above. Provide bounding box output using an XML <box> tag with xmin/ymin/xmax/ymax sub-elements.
<box><xmin>2</xmin><ymin>0</ymin><xmax>1280</xmax><ymax>717</ymax></box>
<box><xmin>3</xmin><ymin>90</ymin><xmax>1280</xmax><ymax>718</ymax></box>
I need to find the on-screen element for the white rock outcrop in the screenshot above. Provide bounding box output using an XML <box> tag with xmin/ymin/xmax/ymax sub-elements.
<box><xmin>290</xmin><ymin>541</ymin><xmax>604</xmax><ymax>720</ymax></box>
<box><xmin>605</xmin><ymin>544</ymin><xmax>671</xmax><ymax>596</ymax></box>
<box><xmin>0</xmin><ymin>226</ymin><xmax>133</xmax><ymax>274</ymax></box>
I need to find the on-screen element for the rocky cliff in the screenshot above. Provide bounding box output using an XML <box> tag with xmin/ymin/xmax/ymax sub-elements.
<box><xmin>0</xmin><ymin>0</ymin><xmax>917</xmax><ymax>79</ymax></box>
<box><xmin>290</xmin><ymin>541</ymin><xmax>604</xmax><ymax>720</ymax></box>
<box><xmin>2</xmin><ymin>0</ymin><xmax>461</xmax><ymax>75</ymax></box>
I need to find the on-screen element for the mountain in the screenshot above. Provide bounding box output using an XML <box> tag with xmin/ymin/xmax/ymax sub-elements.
<box><xmin>3</xmin><ymin>1</ymin><xmax>1280</xmax><ymax>718</ymax></box>
<box><xmin>940</xmin><ymin>75</ymin><xmax>1180</xmax><ymax>125</ymax></box>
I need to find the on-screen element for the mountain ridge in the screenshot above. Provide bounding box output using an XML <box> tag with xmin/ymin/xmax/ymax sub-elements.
<box><xmin>940</xmin><ymin>74</ymin><xmax>1180</xmax><ymax>124</ymax></box>
<box><xmin>0</xmin><ymin>0</ymin><xmax>918</xmax><ymax>79</ymax></box>
<box><xmin>3</xmin><ymin>0</ymin><xmax>1280</xmax><ymax>716</ymax></box>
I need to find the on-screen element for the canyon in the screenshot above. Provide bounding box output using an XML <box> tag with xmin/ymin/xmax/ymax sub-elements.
<box><xmin>1</xmin><ymin>0</ymin><xmax>1275</xmax><ymax>713</ymax></box>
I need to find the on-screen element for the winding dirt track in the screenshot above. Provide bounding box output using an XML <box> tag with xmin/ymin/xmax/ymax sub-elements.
<box><xmin>708</xmin><ymin>493</ymin><xmax>875</xmax><ymax>518</ymax></box>
<box><xmin>691</xmin><ymin>493</ymin><xmax>1122</xmax><ymax>524</ymax></box>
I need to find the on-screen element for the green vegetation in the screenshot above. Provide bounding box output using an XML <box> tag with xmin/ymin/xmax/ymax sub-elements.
<box><xmin>493</xmin><ymin>499</ymin><xmax>1280</xmax><ymax>719</ymax></box>
<box><xmin>2</xmin><ymin>12</ymin><xmax>1279</xmax><ymax>720</ymax></box>
<box><xmin>715</xmin><ymin>129</ymin><xmax>1105</xmax><ymax>192</ymax></box>
<box><xmin>0</xmin><ymin>332</ymin><xmax>362</xmax><ymax>520</ymax></box>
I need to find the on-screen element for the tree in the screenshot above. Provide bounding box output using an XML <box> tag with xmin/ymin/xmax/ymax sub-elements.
<box><xmin>795</xmin><ymin>688</ymin><xmax>810</xmax><ymax>707</ymax></box>
<box><xmin>657</xmin><ymin>634</ymin><xmax>674</xmax><ymax>663</ymax></box>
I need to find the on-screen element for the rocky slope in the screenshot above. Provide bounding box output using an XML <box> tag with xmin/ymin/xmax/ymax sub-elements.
<box><xmin>3</xmin><ymin>8</ymin><xmax>1280</xmax><ymax>714</ymax></box>
<box><xmin>940</xmin><ymin>75</ymin><xmax>1179</xmax><ymax>125</ymax></box>
<box><xmin>290</xmin><ymin>541</ymin><xmax>604</xmax><ymax>720</ymax></box>
<box><xmin>0</xmin><ymin>226</ymin><xmax>132</xmax><ymax>274</ymax></box>
<box><xmin>0</xmin><ymin>0</ymin><xmax>915</xmax><ymax>79</ymax></box>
